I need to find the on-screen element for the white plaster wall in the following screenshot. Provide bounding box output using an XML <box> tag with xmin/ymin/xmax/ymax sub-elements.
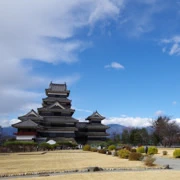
<box><xmin>16</xmin><ymin>135</ymin><xmax>36</xmax><ymax>140</ymax></box>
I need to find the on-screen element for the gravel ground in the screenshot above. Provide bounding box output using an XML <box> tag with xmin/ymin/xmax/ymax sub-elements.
<box><xmin>155</xmin><ymin>157</ymin><xmax>180</xmax><ymax>170</ymax></box>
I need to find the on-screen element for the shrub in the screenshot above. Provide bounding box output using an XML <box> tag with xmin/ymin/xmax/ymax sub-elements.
<box><xmin>162</xmin><ymin>150</ymin><xmax>168</xmax><ymax>155</ymax></box>
<box><xmin>108</xmin><ymin>145</ymin><xmax>116</xmax><ymax>151</ymax></box>
<box><xmin>173</xmin><ymin>149</ymin><xmax>180</xmax><ymax>158</ymax></box>
<box><xmin>51</xmin><ymin>144</ymin><xmax>57</xmax><ymax>150</ymax></box>
<box><xmin>128</xmin><ymin>152</ymin><xmax>144</xmax><ymax>161</ymax></box>
<box><xmin>58</xmin><ymin>141</ymin><xmax>77</xmax><ymax>148</ymax></box>
<box><xmin>118</xmin><ymin>149</ymin><xmax>131</xmax><ymax>159</ymax></box>
<box><xmin>91</xmin><ymin>148</ymin><xmax>98</xmax><ymax>152</ymax></box>
<box><xmin>39</xmin><ymin>142</ymin><xmax>51</xmax><ymax>150</ymax></box>
<box><xmin>4</xmin><ymin>141</ymin><xmax>37</xmax><ymax>152</ymax></box>
<box><xmin>83</xmin><ymin>144</ymin><xmax>91</xmax><ymax>151</ymax></box>
<box><xmin>137</xmin><ymin>146</ymin><xmax>145</xmax><ymax>153</ymax></box>
<box><xmin>4</xmin><ymin>141</ymin><xmax>37</xmax><ymax>146</ymax></box>
<box><xmin>148</xmin><ymin>146</ymin><xmax>158</xmax><ymax>155</ymax></box>
<box><xmin>131</xmin><ymin>148</ymin><xmax>137</xmax><ymax>152</ymax></box>
<box><xmin>98</xmin><ymin>149</ymin><xmax>106</xmax><ymax>154</ymax></box>
<box><xmin>143</xmin><ymin>155</ymin><xmax>156</xmax><ymax>166</ymax></box>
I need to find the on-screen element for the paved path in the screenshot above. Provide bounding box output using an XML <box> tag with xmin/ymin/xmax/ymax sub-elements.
<box><xmin>155</xmin><ymin>157</ymin><xmax>180</xmax><ymax>170</ymax></box>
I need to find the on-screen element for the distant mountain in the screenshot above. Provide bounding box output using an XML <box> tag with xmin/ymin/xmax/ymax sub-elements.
<box><xmin>145</xmin><ymin>126</ymin><xmax>154</xmax><ymax>134</ymax></box>
<box><xmin>106</xmin><ymin>124</ymin><xmax>127</xmax><ymax>137</ymax></box>
<box><xmin>106</xmin><ymin>124</ymin><xmax>154</xmax><ymax>137</ymax></box>
<box><xmin>1</xmin><ymin>127</ymin><xmax>16</xmax><ymax>136</ymax></box>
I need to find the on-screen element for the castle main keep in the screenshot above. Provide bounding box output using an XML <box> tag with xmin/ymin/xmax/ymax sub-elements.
<box><xmin>12</xmin><ymin>83</ymin><xmax>108</xmax><ymax>144</ymax></box>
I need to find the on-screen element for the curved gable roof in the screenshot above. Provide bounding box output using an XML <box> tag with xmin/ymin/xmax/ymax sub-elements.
<box><xmin>12</xmin><ymin>119</ymin><xmax>38</xmax><ymax>129</ymax></box>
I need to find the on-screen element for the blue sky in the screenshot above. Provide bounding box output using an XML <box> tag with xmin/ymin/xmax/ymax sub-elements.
<box><xmin>1</xmin><ymin>0</ymin><xmax>180</xmax><ymax>127</ymax></box>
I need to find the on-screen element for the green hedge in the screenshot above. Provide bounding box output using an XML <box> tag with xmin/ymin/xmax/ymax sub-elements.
<box><xmin>39</xmin><ymin>142</ymin><xmax>57</xmax><ymax>150</ymax></box>
<box><xmin>108</xmin><ymin>145</ymin><xmax>116</xmax><ymax>151</ymax></box>
<box><xmin>3</xmin><ymin>141</ymin><xmax>38</xmax><ymax>152</ymax></box>
<box><xmin>148</xmin><ymin>146</ymin><xmax>158</xmax><ymax>155</ymax></box>
<box><xmin>173</xmin><ymin>149</ymin><xmax>180</xmax><ymax>158</ymax></box>
<box><xmin>4</xmin><ymin>141</ymin><xmax>37</xmax><ymax>146</ymax></box>
<box><xmin>118</xmin><ymin>149</ymin><xmax>131</xmax><ymax>159</ymax></box>
<box><xmin>136</xmin><ymin>146</ymin><xmax>145</xmax><ymax>153</ymax></box>
<box><xmin>128</xmin><ymin>152</ymin><xmax>143</xmax><ymax>161</ymax></box>
<box><xmin>83</xmin><ymin>144</ymin><xmax>91</xmax><ymax>151</ymax></box>
<box><xmin>57</xmin><ymin>141</ymin><xmax>77</xmax><ymax>148</ymax></box>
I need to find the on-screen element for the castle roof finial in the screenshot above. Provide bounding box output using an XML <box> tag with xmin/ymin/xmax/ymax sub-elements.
<box><xmin>49</xmin><ymin>81</ymin><xmax>53</xmax><ymax>88</ymax></box>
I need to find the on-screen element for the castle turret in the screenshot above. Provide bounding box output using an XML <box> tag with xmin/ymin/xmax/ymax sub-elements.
<box><xmin>85</xmin><ymin>111</ymin><xmax>109</xmax><ymax>143</ymax></box>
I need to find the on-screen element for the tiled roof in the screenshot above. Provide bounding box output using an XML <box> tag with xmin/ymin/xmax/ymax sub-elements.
<box><xmin>86</xmin><ymin>111</ymin><xmax>105</xmax><ymax>120</ymax></box>
<box><xmin>18</xmin><ymin>109</ymin><xmax>43</xmax><ymax>120</ymax></box>
<box><xmin>26</xmin><ymin>109</ymin><xmax>41</xmax><ymax>117</ymax></box>
<box><xmin>86</xmin><ymin>124</ymin><xmax>109</xmax><ymax>129</ymax></box>
<box><xmin>43</xmin><ymin>97</ymin><xmax>71</xmax><ymax>102</ymax></box>
<box><xmin>76</xmin><ymin>122</ymin><xmax>88</xmax><ymax>128</ymax></box>
<box><xmin>38</xmin><ymin>107</ymin><xmax>74</xmax><ymax>113</ymax></box>
<box><xmin>44</xmin><ymin>116</ymin><xmax>78</xmax><ymax>122</ymax></box>
<box><xmin>48</xmin><ymin>82</ymin><xmax>67</xmax><ymax>91</ymax></box>
<box><xmin>12</xmin><ymin>119</ymin><xmax>38</xmax><ymax>128</ymax></box>
<box><xmin>40</xmin><ymin>127</ymin><xmax>78</xmax><ymax>131</ymax></box>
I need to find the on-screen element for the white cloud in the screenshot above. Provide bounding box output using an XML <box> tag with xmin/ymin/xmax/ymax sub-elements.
<box><xmin>0</xmin><ymin>1</ymin><xmax>125</xmax><ymax>126</ymax></box>
<box><xmin>0</xmin><ymin>74</ymin><xmax>80</xmax><ymax>115</ymax></box>
<box><xmin>169</xmin><ymin>44</ymin><xmax>180</xmax><ymax>55</ymax></box>
<box><xmin>10</xmin><ymin>119</ymin><xmax>21</xmax><ymax>126</ymax></box>
<box><xmin>0</xmin><ymin>118</ymin><xmax>20</xmax><ymax>127</ymax></box>
<box><xmin>105</xmin><ymin>62</ymin><xmax>124</xmax><ymax>69</ymax></box>
<box><xmin>155</xmin><ymin>110</ymin><xmax>164</xmax><ymax>116</ymax></box>
<box><xmin>0</xmin><ymin>0</ymin><xmax>124</xmax><ymax>64</ymax></box>
<box><xmin>161</xmin><ymin>36</ymin><xmax>180</xmax><ymax>56</ymax></box>
<box><xmin>103</xmin><ymin>116</ymin><xmax>152</xmax><ymax>127</ymax></box>
<box><xmin>77</xmin><ymin>117</ymin><xmax>87</xmax><ymax>122</ymax></box>
<box><xmin>173</xmin><ymin>118</ymin><xmax>180</xmax><ymax>124</ymax></box>
<box><xmin>0</xmin><ymin>73</ymin><xmax>80</xmax><ymax>128</ymax></box>
<box><xmin>88</xmin><ymin>0</ymin><xmax>120</xmax><ymax>24</ymax></box>
<box><xmin>0</xmin><ymin>89</ymin><xmax>42</xmax><ymax>115</ymax></box>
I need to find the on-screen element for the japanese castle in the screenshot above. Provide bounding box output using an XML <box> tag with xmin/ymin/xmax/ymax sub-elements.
<box><xmin>12</xmin><ymin>82</ymin><xmax>108</xmax><ymax>144</ymax></box>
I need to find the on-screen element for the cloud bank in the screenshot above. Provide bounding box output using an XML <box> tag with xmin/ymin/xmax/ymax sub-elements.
<box><xmin>0</xmin><ymin>0</ymin><xmax>125</xmax><ymax>126</ymax></box>
<box><xmin>161</xmin><ymin>36</ymin><xmax>180</xmax><ymax>56</ymax></box>
<box><xmin>103</xmin><ymin>116</ymin><xmax>152</xmax><ymax>127</ymax></box>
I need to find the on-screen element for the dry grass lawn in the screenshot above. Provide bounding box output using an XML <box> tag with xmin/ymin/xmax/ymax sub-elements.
<box><xmin>15</xmin><ymin>171</ymin><xmax>180</xmax><ymax>180</ymax></box>
<box><xmin>154</xmin><ymin>148</ymin><xmax>175</xmax><ymax>158</ymax></box>
<box><xmin>0</xmin><ymin>148</ymin><xmax>179</xmax><ymax>179</ymax></box>
<box><xmin>0</xmin><ymin>150</ymin><xmax>146</xmax><ymax>176</ymax></box>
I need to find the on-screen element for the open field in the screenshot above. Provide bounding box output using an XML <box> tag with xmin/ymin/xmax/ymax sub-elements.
<box><xmin>15</xmin><ymin>171</ymin><xmax>180</xmax><ymax>180</ymax></box>
<box><xmin>154</xmin><ymin>148</ymin><xmax>175</xmax><ymax>158</ymax></box>
<box><xmin>0</xmin><ymin>150</ymin><xmax>145</xmax><ymax>176</ymax></box>
<box><xmin>0</xmin><ymin>148</ymin><xmax>179</xmax><ymax>179</ymax></box>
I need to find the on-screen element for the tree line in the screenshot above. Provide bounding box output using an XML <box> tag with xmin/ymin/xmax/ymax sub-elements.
<box><xmin>111</xmin><ymin>116</ymin><xmax>180</xmax><ymax>147</ymax></box>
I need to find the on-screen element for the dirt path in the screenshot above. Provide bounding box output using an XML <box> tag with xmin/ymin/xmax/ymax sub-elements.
<box><xmin>155</xmin><ymin>157</ymin><xmax>180</xmax><ymax>170</ymax></box>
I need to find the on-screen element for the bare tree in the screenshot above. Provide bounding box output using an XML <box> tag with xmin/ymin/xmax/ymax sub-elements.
<box><xmin>152</xmin><ymin>116</ymin><xmax>180</xmax><ymax>147</ymax></box>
